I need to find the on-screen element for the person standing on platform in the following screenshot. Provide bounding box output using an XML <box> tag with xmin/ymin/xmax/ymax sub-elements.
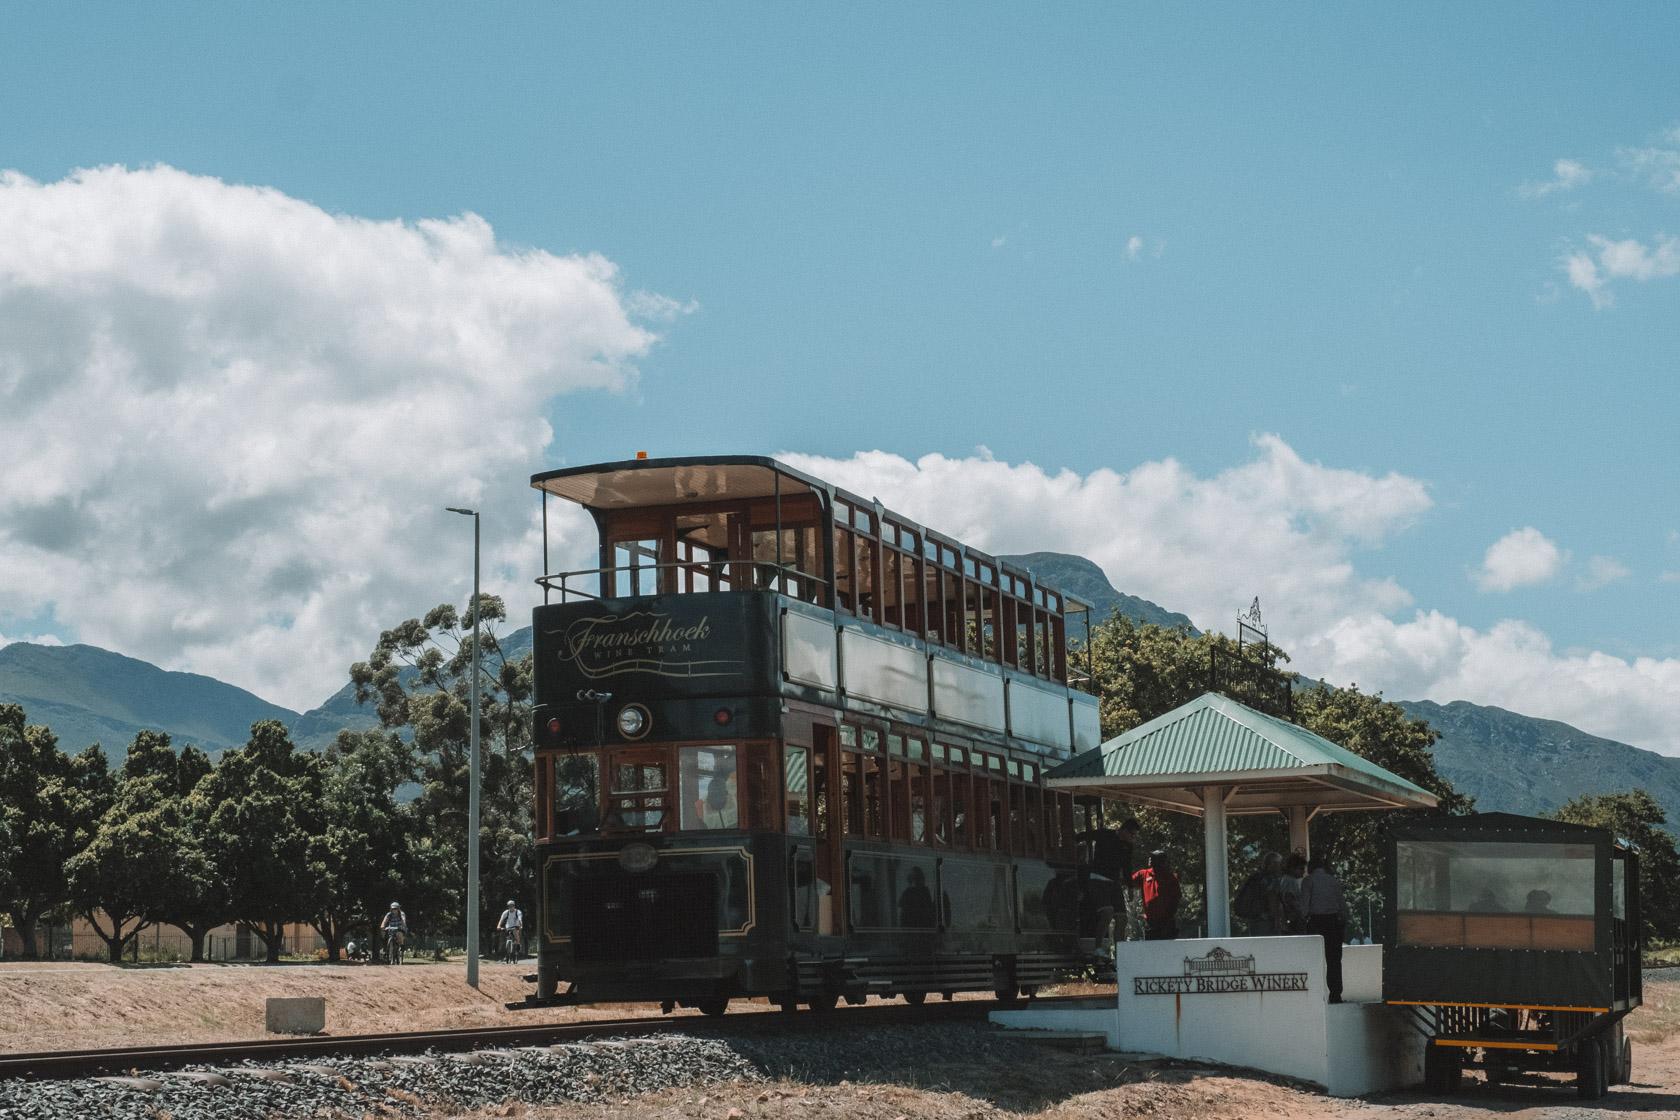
<box><xmin>1132</xmin><ymin>850</ymin><xmax>1182</xmax><ymax>941</ymax></box>
<box><xmin>1299</xmin><ymin>855</ymin><xmax>1352</xmax><ymax>1002</ymax></box>
<box><xmin>1089</xmin><ymin>817</ymin><xmax>1141</xmax><ymax>942</ymax></box>
<box><xmin>1278</xmin><ymin>853</ymin><xmax>1307</xmax><ymax>932</ymax></box>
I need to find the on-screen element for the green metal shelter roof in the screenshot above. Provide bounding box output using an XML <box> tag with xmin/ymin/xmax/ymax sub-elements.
<box><xmin>1046</xmin><ymin>691</ymin><xmax>1437</xmax><ymax>817</ymax></box>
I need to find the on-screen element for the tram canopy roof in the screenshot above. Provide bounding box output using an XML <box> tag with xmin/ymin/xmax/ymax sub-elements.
<box><xmin>1046</xmin><ymin>692</ymin><xmax>1438</xmax><ymax>817</ymax></box>
<box><xmin>531</xmin><ymin>455</ymin><xmax>825</xmax><ymax>511</ymax></box>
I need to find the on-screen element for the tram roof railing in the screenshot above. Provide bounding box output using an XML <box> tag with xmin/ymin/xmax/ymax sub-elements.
<box><xmin>536</xmin><ymin>561</ymin><xmax>824</xmax><ymax>604</ymax></box>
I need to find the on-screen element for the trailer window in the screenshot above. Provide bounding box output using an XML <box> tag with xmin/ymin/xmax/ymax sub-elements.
<box><xmin>1395</xmin><ymin>840</ymin><xmax>1596</xmax><ymax>951</ymax></box>
<box><xmin>678</xmin><ymin>745</ymin><xmax>738</xmax><ymax>830</ymax></box>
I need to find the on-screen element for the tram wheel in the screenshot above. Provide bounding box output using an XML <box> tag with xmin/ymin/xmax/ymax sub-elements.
<box><xmin>902</xmin><ymin>991</ymin><xmax>927</xmax><ymax>1006</ymax></box>
<box><xmin>696</xmin><ymin>997</ymin><xmax>730</xmax><ymax>1018</ymax></box>
<box><xmin>1575</xmin><ymin>1036</ymin><xmax>1606</xmax><ymax>1100</ymax></box>
<box><xmin>775</xmin><ymin>995</ymin><xmax>799</xmax><ymax>1014</ymax></box>
<box><xmin>806</xmin><ymin>992</ymin><xmax>839</xmax><ymax>1013</ymax></box>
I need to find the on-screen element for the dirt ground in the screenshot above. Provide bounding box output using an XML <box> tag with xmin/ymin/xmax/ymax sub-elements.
<box><xmin>4</xmin><ymin>960</ymin><xmax>1678</xmax><ymax>1117</ymax></box>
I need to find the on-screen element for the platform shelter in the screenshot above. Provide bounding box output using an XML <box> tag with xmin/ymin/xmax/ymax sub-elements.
<box><xmin>1047</xmin><ymin>692</ymin><xmax>1438</xmax><ymax>937</ymax></box>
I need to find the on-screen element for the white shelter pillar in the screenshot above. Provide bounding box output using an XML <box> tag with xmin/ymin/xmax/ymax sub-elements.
<box><xmin>1203</xmin><ymin>786</ymin><xmax>1230</xmax><ymax>938</ymax></box>
<box><xmin>1285</xmin><ymin>805</ymin><xmax>1311</xmax><ymax>858</ymax></box>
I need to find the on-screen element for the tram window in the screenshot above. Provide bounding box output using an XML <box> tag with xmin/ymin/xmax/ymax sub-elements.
<box><xmin>981</xmin><ymin>586</ymin><xmax>1000</xmax><ymax>661</ymax></box>
<box><xmin>902</xmin><ymin>552</ymin><xmax>923</xmax><ymax>635</ymax></box>
<box><xmin>882</xmin><ymin>549</ymin><xmax>901</xmax><ymax>627</ymax></box>
<box><xmin>907</xmin><ymin>737</ymin><xmax>925</xmax><ymax>760</ymax></box>
<box><xmin>1036</xmin><ymin>612</ymin><xmax>1052</xmax><ymax>679</ymax></box>
<box><xmin>841</xmin><ymin>752</ymin><xmax>862</xmax><ymax>836</ymax></box>
<box><xmin>923</xmin><ymin>559</ymin><xmax>943</xmax><ymax>644</ymax></box>
<box><xmin>956</xmin><ymin>772</ymin><xmax>978</xmax><ymax>850</ymax></box>
<box><xmin>948</xmin><ymin>746</ymin><xmax>965</xmax><ymax>766</ymax></box>
<box><xmin>785</xmin><ymin>745</ymin><xmax>810</xmax><ymax>836</ymax></box>
<box><xmin>811</xmin><ymin>751</ymin><xmax>830</xmax><ymax>840</ymax></box>
<box><xmin>1058</xmin><ymin>793</ymin><xmax>1076</xmax><ymax>861</ymax></box>
<box><xmin>887</xmin><ymin>758</ymin><xmax>909</xmax><ymax>841</ymax></box>
<box><xmin>678</xmin><ymin>745</ymin><xmax>739</xmax><ymax>831</ymax></box>
<box><xmin>862</xmin><ymin>728</ymin><xmax>882</xmax><ymax>753</ymax></box>
<box><xmin>552</xmin><ymin>753</ymin><xmax>601</xmax><ymax>836</ymax></box>
<box><xmin>856</xmin><ymin>538</ymin><xmax>877</xmax><ymax>621</ymax></box>
<box><xmin>862</xmin><ymin>755</ymin><xmax>885</xmax><ymax>838</ymax></box>
<box><xmin>887</xmin><ymin>734</ymin><xmax>903</xmax><ymax>756</ymax></box>
<box><xmin>840</xmin><ymin>725</ymin><xmax>858</xmax><ymax>749</ymax></box>
<box><xmin>965</xmin><ymin>581</ymin><xmax>984</xmax><ymax>654</ymax></box>
<box><xmin>1051</xmin><ymin>615</ymin><xmax>1067</xmax><ymax>682</ymax></box>
<box><xmin>1024</xmin><ymin>786</ymin><xmax>1044</xmax><ymax>858</ymax></box>
<box><xmin>607</xmin><ymin>752</ymin><xmax>667</xmax><ymax>830</ymax></box>
<box><xmin>931</xmin><ymin>767</ymin><xmax>952</xmax><ymax>847</ymax></box>
<box><xmin>610</xmin><ymin>538</ymin><xmax>664</xmax><ymax>598</ymax></box>
<box><xmin>1007</xmin><ymin>760</ymin><xmax>1021</xmax><ymax>778</ymax></box>
<box><xmin>1001</xmin><ymin>597</ymin><xmax>1021</xmax><ymax>669</ymax></box>
<box><xmin>909</xmin><ymin>764</ymin><xmax>929</xmax><ymax>844</ymax></box>
<box><xmin>946</xmin><ymin>571</ymin><xmax>965</xmax><ymax>652</ymax></box>
<box><xmin>833</xmin><ymin>528</ymin><xmax>856</xmax><ymax>613</ymax></box>
<box><xmin>1008</xmin><ymin>783</ymin><xmax>1026</xmax><ymax>856</ymax></box>
<box><xmin>989</xmin><ymin>780</ymin><xmax>1007</xmax><ymax>851</ymax></box>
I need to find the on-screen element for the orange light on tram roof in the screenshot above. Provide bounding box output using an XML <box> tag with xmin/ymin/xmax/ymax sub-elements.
<box><xmin>636</xmin><ymin>451</ymin><xmax>648</xmax><ymax>459</ymax></box>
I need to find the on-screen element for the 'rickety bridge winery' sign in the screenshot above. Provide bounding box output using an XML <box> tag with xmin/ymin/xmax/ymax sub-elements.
<box><xmin>1133</xmin><ymin>946</ymin><xmax>1309</xmax><ymax>996</ymax></box>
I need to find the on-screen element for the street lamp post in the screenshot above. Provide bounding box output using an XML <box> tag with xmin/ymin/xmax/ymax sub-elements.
<box><xmin>446</xmin><ymin>507</ymin><xmax>482</xmax><ymax>989</ymax></box>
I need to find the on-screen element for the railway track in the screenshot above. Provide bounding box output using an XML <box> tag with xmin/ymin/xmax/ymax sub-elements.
<box><xmin>0</xmin><ymin>995</ymin><xmax>1045</xmax><ymax>1082</ymax></box>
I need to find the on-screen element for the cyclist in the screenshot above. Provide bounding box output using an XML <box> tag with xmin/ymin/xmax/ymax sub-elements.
<box><xmin>496</xmin><ymin>899</ymin><xmax>524</xmax><ymax>961</ymax></box>
<box><xmin>380</xmin><ymin>901</ymin><xmax>408</xmax><ymax>964</ymax></box>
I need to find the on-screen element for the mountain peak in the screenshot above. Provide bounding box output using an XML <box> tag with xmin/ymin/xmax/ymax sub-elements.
<box><xmin>997</xmin><ymin>552</ymin><xmax>1198</xmax><ymax>634</ymax></box>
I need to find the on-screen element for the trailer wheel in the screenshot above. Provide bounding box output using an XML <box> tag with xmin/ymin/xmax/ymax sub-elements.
<box><xmin>1619</xmin><ymin>1038</ymin><xmax>1634</xmax><ymax>1085</ymax></box>
<box><xmin>1423</xmin><ymin>1044</ymin><xmax>1461</xmax><ymax>1095</ymax></box>
<box><xmin>1576</xmin><ymin>1036</ymin><xmax>1607</xmax><ymax>1100</ymax></box>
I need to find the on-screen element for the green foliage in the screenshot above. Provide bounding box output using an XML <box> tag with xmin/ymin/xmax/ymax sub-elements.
<box><xmin>195</xmin><ymin>720</ymin><xmax>328</xmax><ymax>961</ymax></box>
<box><xmin>349</xmin><ymin>593</ymin><xmax>535</xmax><ymax>939</ymax></box>
<box><xmin>1545</xmin><ymin>789</ymin><xmax>1680</xmax><ymax>941</ymax></box>
<box><xmin>0</xmin><ymin>703</ymin><xmax>109</xmax><ymax>958</ymax></box>
<box><xmin>67</xmin><ymin>730</ymin><xmax>192</xmax><ymax>961</ymax></box>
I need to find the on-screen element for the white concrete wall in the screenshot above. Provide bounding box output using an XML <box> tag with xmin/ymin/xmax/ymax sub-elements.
<box><xmin>1104</xmin><ymin>935</ymin><xmax>1421</xmax><ymax>1096</ymax></box>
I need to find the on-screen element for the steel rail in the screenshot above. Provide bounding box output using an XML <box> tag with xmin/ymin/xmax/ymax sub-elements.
<box><xmin>0</xmin><ymin>996</ymin><xmax>1027</xmax><ymax>1082</ymax></box>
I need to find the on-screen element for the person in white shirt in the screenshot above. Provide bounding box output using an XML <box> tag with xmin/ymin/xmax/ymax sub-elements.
<box><xmin>1299</xmin><ymin>856</ymin><xmax>1352</xmax><ymax>1002</ymax></box>
<box><xmin>496</xmin><ymin>900</ymin><xmax>525</xmax><ymax>959</ymax></box>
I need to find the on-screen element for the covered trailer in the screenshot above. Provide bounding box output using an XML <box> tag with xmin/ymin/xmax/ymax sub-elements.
<box><xmin>1381</xmin><ymin>813</ymin><xmax>1641</xmax><ymax>1100</ymax></box>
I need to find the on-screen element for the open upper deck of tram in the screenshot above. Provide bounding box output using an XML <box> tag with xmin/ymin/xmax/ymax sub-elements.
<box><xmin>530</xmin><ymin>454</ymin><xmax>1101</xmax><ymax>758</ymax></box>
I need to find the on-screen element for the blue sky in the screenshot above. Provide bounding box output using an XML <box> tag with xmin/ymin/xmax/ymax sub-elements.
<box><xmin>2</xmin><ymin>5</ymin><xmax>1678</xmax><ymax>746</ymax></box>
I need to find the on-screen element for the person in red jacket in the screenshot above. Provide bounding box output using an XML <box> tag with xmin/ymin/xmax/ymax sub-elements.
<box><xmin>1131</xmin><ymin>850</ymin><xmax>1182</xmax><ymax>940</ymax></box>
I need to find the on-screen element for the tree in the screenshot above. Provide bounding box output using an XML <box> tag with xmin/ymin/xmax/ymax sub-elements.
<box><xmin>198</xmin><ymin>721</ymin><xmax>326</xmax><ymax>962</ymax></box>
<box><xmin>310</xmin><ymin>728</ymin><xmax>443</xmax><ymax>960</ymax></box>
<box><xmin>65</xmin><ymin>732</ymin><xmax>188</xmax><ymax>961</ymax></box>
<box><xmin>0</xmin><ymin>705</ymin><xmax>109</xmax><ymax>958</ymax></box>
<box><xmin>1545</xmin><ymin>789</ymin><xmax>1680</xmax><ymax>942</ymax></box>
<box><xmin>349</xmin><ymin>595</ymin><xmax>534</xmax><ymax>941</ymax></box>
<box><xmin>157</xmin><ymin>743</ymin><xmax>229</xmax><ymax>962</ymax></box>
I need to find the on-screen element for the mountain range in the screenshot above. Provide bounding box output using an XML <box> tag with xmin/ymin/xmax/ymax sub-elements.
<box><xmin>2</xmin><ymin>555</ymin><xmax>1675</xmax><ymax>826</ymax></box>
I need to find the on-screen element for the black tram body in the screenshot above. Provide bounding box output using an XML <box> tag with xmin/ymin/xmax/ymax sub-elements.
<box><xmin>1381</xmin><ymin>813</ymin><xmax>1641</xmax><ymax>1099</ymax></box>
<box><xmin>525</xmin><ymin>456</ymin><xmax>1101</xmax><ymax>1012</ymax></box>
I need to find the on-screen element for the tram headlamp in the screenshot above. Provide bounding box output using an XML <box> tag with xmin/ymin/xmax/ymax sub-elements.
<box><xmin>616</xmin><ymin>704</ymin><xmax>650</xmax><ymax>739</ymax></box>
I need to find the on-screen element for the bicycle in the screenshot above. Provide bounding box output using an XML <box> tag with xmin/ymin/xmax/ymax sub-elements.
<box><xmin>501</xmin><ymin>930</ymin><xmax>522</xmax><ymax>963</ymax></box>
<box><xmin>385</xmin><ymin>928</ymin><xmax>405</xmax><ymax>966</ymax></box>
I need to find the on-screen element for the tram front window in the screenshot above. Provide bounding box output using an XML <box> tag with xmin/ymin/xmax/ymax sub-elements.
<box><xmin>552</xmin><ymin>753</ymin><xmax>600</xmax><ymax>836</ymax></box>
<box><xmin>680</xmin><ymin>744</ymin><xmax>739</xmax><ymax>830</ymax></box>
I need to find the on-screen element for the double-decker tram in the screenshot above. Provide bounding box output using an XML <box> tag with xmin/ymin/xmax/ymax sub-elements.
<box><xmin>526</xmin><ymin>455</ymin><xmax>1101</xmax><ymax>1014</ymax></box>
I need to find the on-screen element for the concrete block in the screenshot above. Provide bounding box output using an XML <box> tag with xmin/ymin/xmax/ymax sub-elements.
<box><xmin>265</xmin><ymin>996</ymin><xmax>325</xmax><ymax>1034</ymax></box>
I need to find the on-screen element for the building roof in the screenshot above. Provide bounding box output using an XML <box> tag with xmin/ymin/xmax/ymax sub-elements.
<box><xmin>1046</xmin><ymin>691</ymin><xmax>1438</xmax><ymax>816</ymax></box>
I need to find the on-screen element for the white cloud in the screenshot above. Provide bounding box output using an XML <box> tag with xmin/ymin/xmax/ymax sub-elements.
<box><xmin>1562</xmin><ymin>234</ymin><xmax>1680</xmax><ymax>308</ymax></box>
<box><xmin>1577</xmin><ymin>555</ymin><xmax>1632</xmax><ymax>592</ymax></box>
<box><xmin>1473</xmin><ymin>528</ymin><xmax>1566</xmax><ymax>593</ymax></box>
<box><xmin>1618</xmin><ymin>127</ymin><xmax>1680</xmax><ymax>194</ymax></box>
<box><xmin>1661</xmin><ymin>571</ymin><xmax>1680</xmax><ymax>584</ymax></box>
<box><xmin>1520</xmin><ymin>158</ymin><xmax>1593</xmax><ymax>198</ymax></box>
<box><xmin>991</xmin><ymin>234</ymin><xmax>1008</xmax><ymax>249</ymax></box>
<box><xmin>0</xmin><ymin>165</ymin><xmax>660</xmax><ymax>710</ymax></box>
<box><xmin>1126</xmin><ymin>236</ymin><xmax>1143</xmax><ymax>261</ymax></box>
<box><xmin>778</xmin><ymin>446</ymin><xmax>1680</xmax><ymax>754</ymax></box>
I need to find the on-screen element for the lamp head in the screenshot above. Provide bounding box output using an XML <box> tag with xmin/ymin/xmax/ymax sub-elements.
<box><xmin>445</xmin><ymin>507</ymin><xmax>477</xmax><ymax>517</ymax></box>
